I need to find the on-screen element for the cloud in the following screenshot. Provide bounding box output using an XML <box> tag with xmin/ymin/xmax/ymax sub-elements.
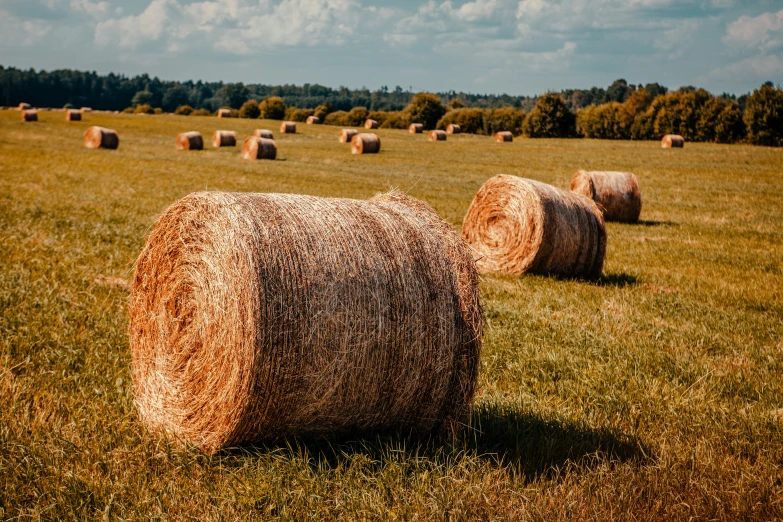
<box><xmin>708</xmin><ymin>53</ymin><xmax>783</xmax><ymax>80</ymax></box>
<box><xmin>0</xmin><ymin>9</ymin><xmax>52</xmax><ymax>45</ymax></box>
<box><xmin>723</xmin><ymin>9</ymin><xmax>783</xmax><ymax>52</ymax></box>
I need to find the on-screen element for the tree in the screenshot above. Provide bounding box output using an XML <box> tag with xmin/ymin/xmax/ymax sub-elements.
<box><xmin>744</xmin><ymin>83</ymin><xmax>783</xmax><ymax>147</ymax></box>
<box><xmin>259</xmin><ymin>96</ymin><xmax>286</xmax><ymax>120</ymax></box>
<box><xmin>314</xmin><ymin>101</ymin><xmax>333</xmax><ymax>120</ymax></box>
<box><xmin>523</xmin><ymin>93</ymin><xmax>577</xmax><ymax>138</ymax></box>
<box><xmin>132</xmin><ymin>90</ymin><xmax>153</xmax><ymax>107</ymax></box>
<box><xmin>406</xmin><ymin>92</ymin><xmax>446</xmax><ymax>129</ymax></box>
<box><xmin>448</xmin><ymin>98</ymin><xmax>466</xmax><ymax>110</ymax></box>
<box><xmin>221</xmin><ymin>82</ymin><xmax>250</xmax><ymax>109</ymax></box>
<box><xmin>162</xmin><ymin>85</ymin><xmax>189</xmax><ymax>112</ymax></box>
<box><xmin>345</xmin><ymin>107</ymin><xmax>369</xmax><ymax>126</ymax></box>
<box><xmin>605</xmin><ymin>79</ymin><xmax>633</xmax><ymax>103</ymax></box>
<box><xmin>239</xmin><ymin>99</ymin><xmax>261</xmax><ymax>119</ymax></box>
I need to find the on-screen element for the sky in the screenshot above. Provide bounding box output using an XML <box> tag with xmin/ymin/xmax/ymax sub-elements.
<box><xmin>0</xmin><ymin>0</ymin><xmax>781</xmax><ymax>96</ymax></box>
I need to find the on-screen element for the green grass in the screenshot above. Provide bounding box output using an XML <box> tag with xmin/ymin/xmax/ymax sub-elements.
<box><xmin>1</xmin><ymin>109</ymin><xmax>782</xmax><ymax>520</ymax></box>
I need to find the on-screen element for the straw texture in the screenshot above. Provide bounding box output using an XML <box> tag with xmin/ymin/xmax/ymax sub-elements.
<box><xmin>446</xmin><ymin>124</ymin><xmax>461</xmax><ymax>135</ymax></box>
<box><xmin>364</xmin><ymin>119</ymin><xmax>379</xmax><ymax>129</ymax></box>
<box><xmin>176</xmin><ymin>131</ymin><xmax>204</xmax><ymax>151</ymax></box>
<box><xmin>429</xmin><ymin>130</ymin><xmax>447</xmax><ymax>141</ymax></box>
<box><xmin>409</xmin><ymin>123</ymin><xmax>423</xmax><ymax>134</ymax></box>
<box><xmin>661</xmin><ymin>134</ymin><xmax>684</xmax><ymax>148</ymax></box>
<box><xmin>462</xmin><ymin>175</ymin><xmax>606</xmax><ymax>278</ymax></box>
<box><xmin>254</xmin><ymin>129</ymin><xmax>274</xmax><ymax>139</ymax></box>
<box><xmin>350</xmin><ymin>133</ymin><xmax>381</xmax><ymax>154</ymax></box>
<box><xmin>570</xmin><ymin>170</ymin><xmax>641</xmax><ymax>223</ymax></box>
<box><xmin>280</xmin><ymin>122</ymin><xmax>296</xmax><ymax>134</ymax></box>
<box><xmin>241</xmin><ymin>137</ymin><xmax>277</xmax><ymax>160</ymax></box>
<box><xmin>339</xmin><ymin>129</ymin><xmax>358</xmax><ymax>143</ymax></box>
<box><xmin>494</xmin><ymin>131</ymin><xmax>513</xmax><ymax>142</ymax></box>
<box><xmin>66</xmin><ymin>110</ymin><xmax>82</xmax><ymax>121</ymax></box>
<box><xmin>129</xmin><ymin>190</ymin><xmax>482</xmax><ymax>453</ymax></box>
<box><xmin>212</xmin><ymin>130</ymin><xmax>237</xmax><ymax>148</ymax></box>
<box><xmin>22</xmin><ymin>110</ymin><xmax>38</xmax><ymax>122</ymax></box>
<box><xmin>84</xmin><ymin>126</ymin><xmax>119</xmax><ymax>149</ymax></box>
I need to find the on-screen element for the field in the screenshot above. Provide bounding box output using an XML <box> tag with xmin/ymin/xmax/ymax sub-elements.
<box><xmin>1</xmin><ymin>109</ymin><xmax>782</xmax><ymax>520</ymax></box>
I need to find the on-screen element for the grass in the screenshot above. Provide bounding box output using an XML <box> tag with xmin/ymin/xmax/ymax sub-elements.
<box><xmin>1</xmin><ymin>109</ymin><xmax>782</xmax><ymax>520</ymax></box>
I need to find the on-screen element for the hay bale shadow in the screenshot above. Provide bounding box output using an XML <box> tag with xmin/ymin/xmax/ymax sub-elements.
<box><xmin>637</xmin><ymin>219</ymin><xmax>677</xmax><ymax>227</ymax></box>
<box><xmin>593</xmin><ymin>272</ymin><xmax>639</xmax><ymax>287</ymax></box>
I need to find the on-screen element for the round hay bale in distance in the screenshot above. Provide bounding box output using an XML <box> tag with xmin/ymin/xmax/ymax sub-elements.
<box><xmin>306</xmin><ymin>115</ymin><xmax>321</xmax><ymax>125</ymax></box>
<box><xmin>66</xmin><ymin>109</ymin><xmax>82</xmax><ymax>121</ymax></box>
<box><xmin>280</xmin><ymin>121</ymin><xmax>296</xmax><ymax>134</ymax></box>
<box><xmin>176</xmin><ymin>131</ymin><xmax>204</xmax><ymax>151</ymax></box>
<box><xmin>462</xmin><ymin>175</ymin><xmax>606</xmax><ymax>278</ymax></box>
<box><xmin>212</xmin><ymin>130</ymin><xmax>237</xmax><ymax>148</ymax></box>
<box><xmin>84</xmin><ymin>126</ymin><xmax>119</xmax><ymax>149</ymax></box>
<box><xmin>446</xmin><ymin>124</ymin><xmax>461</xmax><ymax>134</ymax></box>
<box><xmin>570</xmin><ymin>170</ymin><xmax>641</xmax><ymax>223</ymax></box>
<box><xmin>80</xmin><ymin>107</ymin><xmax>92</xmax><ymax>113</ymax></box>
<box><xmin>254</xmin><ymin>129</ymin><xmax>274</xmax><ymax>139</ymax></box>
<box><xmin>494</xmin><ymin>131</ymin><xmax>513</xmax><ymax>142</ymax></box>
<box><xmin>22</xmin><ymin>110</ymin><xmax>38</xmax><ymax>122</ymax></box>
<box><xmin>661</xmin><ymin>134</ymin><xmax>684</xmax><ymax>148</ymax></box>
<box><xmin>350</xmin><ymin>133</ymin><xmax>381</xmax><ymax>154</ymax></box>
<box><xmin>339</xmin><ymin>128</ymin><xmax>358</xmax><ymax>143</ymax></box>
<box><xmin>364</xmin><ymin>119</ymin><xmax>379</xmax><ymax>129</ymax></box>
<box><xmin>18</xmin><ymin>103</ymin><xmax>31</xmax><ymax>111</ymax></box>
<box><xmin>409</xmin><ymin>123</ymin><xmax>423</xmax><ymax>134</ymax></box>
<box><xmin>428</xmin><ymin>130</ymin><xmax>447</xmax><ymax>141</ymax></box>
<box><xmin>217</xmin><ymin>109</ymin><xmax>232</xmax><ymax>118</ymax></box>
<box><xmin>129</xmin><ymin>190</ymin><xmax>482</xmax><ymax>453</ymax></box>
<box><xmin>241</xmin><ymin>136</ymin><xmax>277</xmax><ymax>160</ymax></box>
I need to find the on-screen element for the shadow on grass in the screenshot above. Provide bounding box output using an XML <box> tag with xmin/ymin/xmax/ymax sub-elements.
<box><xmin>637</xmin><ymin>219</ymin><xmax>677</xmax><ymax>227</ymax></box>
<box><xmin>593</xmin><ymin>272</ymin><xmax>639</xmax><ymax>287</ymax></box>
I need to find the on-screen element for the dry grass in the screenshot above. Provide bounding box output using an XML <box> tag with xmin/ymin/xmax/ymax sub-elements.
<box><xmin>1</xmin><ymin>109</ymin><xmax>782</xmax><ymax>520</ymax></box>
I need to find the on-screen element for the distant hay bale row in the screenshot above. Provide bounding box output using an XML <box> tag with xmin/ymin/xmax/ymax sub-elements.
<box><xmin>213</xmin><ymin>130</ymin><xmax>237</xmax><ymax>148</ymax></box>
<box><xmin>364</xmin><ymin>119</ymin><xmax>379</xmax><ymax>129</ymax></box>
<box><xmin>494</xmin><ymin>131</ymin><xmax>513</xmax><ymax>142</ymax></box>
<box><xmin>22</xmin><ymin>110</ymin><xmax>38</xmax><ymax>122</ymax></box>
<box><xmin>84</xmin><ymin>126</ymin><xmax>119</xmax><ymax>149</ymax></box>
<box><xmin>176</xmin><ymin>131</ymin><xmax>204</xmax><ymax>150</ymax></box>
<box><xmin>570</xmin><ymin>170</ymin><xmax>641</xmax><ymax>223</ymax></box>
<box><xmin>306</xmin><ymin>116</ymin><xmax>321</xmax><ymax>125</ymax></box>
<box><xmin>409</xmin><ymin>123</ymin><xmax>423</xmax><ymax>134</ymax></box>
<box><xmin>217</xmin><ymin>109</ymin><xmax>232</xmax><ymax>118</ymax></box>
<box><xmin>242</xmin><ymin>136</ymin><xmax>277</xmax><ymax>160</ymax></box>
<box><xmin>462</xmin><ymin>175</ymin><xmax>606</xmax><ymax>279</ymax></box>
<box><xmin>66</xmin><ymin>110</ymin><xmax>82</xmax><ymax>121</ymax></box>
<box><xmin>351</xmin><ymin>133</ymin><xmax>380</xmax><ymax>154</ymax></box>
<box><xmin>129</xmin><ymin>190</ymin><xmax>482</xmax><ymax>453</ymax></box>
<box><xmin>429</xmin><ymin>130</ymin><xmax>447</xmax><ymax>141</ymax></box>
<box><xmin>446</xmin><ymin>124</ymin><xmax>461</xmax><ymax>135</ymax></box>
<box><xmin>254</xmin><ymin>129</ymin><xmax>274</xmax><ymax>139</ymax></box>
<box><xmin>661</xmin><ymin>134</ymin><xmax>684</xmax><ymax>148</ymax></box>
<box><xmin>339</xmin><ymin>128</ymin><xmax>358</xmax><ymax>143</ymax></box>
<box><xmin>280</xmin><ymin>121</ymin><xmax>296</xmax><ymax>134</ymax></box>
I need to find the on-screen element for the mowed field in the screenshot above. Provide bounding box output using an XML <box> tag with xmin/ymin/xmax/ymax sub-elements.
<box><xmin>1</xmin><ymin>109</ymin><xmax>782</xmax><ymax>520</ymax></box>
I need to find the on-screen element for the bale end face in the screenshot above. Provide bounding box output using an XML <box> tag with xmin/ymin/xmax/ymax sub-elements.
<box><xmin>176</xmin><ymin>131</ymin><xmax>204</xmax><ymax>151</ymax></box>
<box><xmin>212</xmin><ymin>131</ymin><xmax>237</xmax><ymax>148</ymax></box>
<box><xmin>66</xmin><ymin>110</ymin><xmax>82</xmax><ymax>121</ymax></box>
<box><xmin>428</xmin><ymin>130</ymin><xmax>447</xmax><ymax>141</ymax></box>
<box><xmin>446</xmin><ymin>124</ymin><xmax>461</xmax><ymax>135</ymax></box>
<box><xmin>364</xmin><ymin>119</ymin><xmax>379</xmax><ymax>129</ymax></box>
<box><xmin>241</xmin><ymin>136</ymin><xmax>277</xmax><ymax>160</ymax></box>
<box><xmin>351</xmin><ymin>133</ymin><xmax>381</xmax><ymax>154</ymax></box>
<box><xmin>570</xmin><ymin>170</ymin><xmax>641</xmax><ymax>223</ymax></box>
<box><xmin>280</xmin><ymin>121</ymin><xmax>296</xmax><ymax>134</ymax></box>
<box><xmin>409</xmin><ymin>123</ymin><xmax>423</xmax><ymax>134</ymax></box>
<box><xmin>494</xmin><ymin>131</ymin><xmax>513</xmax><ymax>142</ymax></box>
<box><xmin>661</xmin><ymin>134</ymin><xmax>684</xmax><ymax>148</ymax></box>
<box><xmin>84</xmin><ymin>126</ymin><xmax>119</xmax><ymax>149</ymax></box>
<box><xmin>339</xmin><ymin>129</ymin><xmax>358</xmax><ymax>143</ymax></box>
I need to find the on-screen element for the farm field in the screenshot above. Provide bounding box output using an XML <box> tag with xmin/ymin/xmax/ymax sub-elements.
<box><xmin>1</xmin><ymin>109</ymin><xmax>782</xmax><ymax>520</ymax></box>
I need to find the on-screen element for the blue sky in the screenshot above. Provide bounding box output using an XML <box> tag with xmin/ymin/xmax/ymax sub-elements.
<box><xmin>0</xmin><ymin>0</ymin><xmax>781</xmax><ymax>95</ymax></box>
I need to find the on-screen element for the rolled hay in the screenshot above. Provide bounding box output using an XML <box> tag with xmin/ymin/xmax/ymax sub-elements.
<box><xmin>661</xmin><ymin>134</ymin><xmax>684</xmax><ymax>148</ymax></box>
<box><xmin>22</xmin><ymin>110</ymin><xmax>38</xmax><ymax>122</ymax></box>
<box><xmin>350</xmin><ymin>133</ymin><xmax>381</xmax><ymax>154</ymax></box>
<box><xmin>241</xmin><ymin>136</ymin><xmax>277</xmax><ymax>160</ymax></box>
<box><xmin>84</xmin><ymin>126</ymin><xmax>119</xmax><ymax>149</ymax></box>
<box><xmin>280</xmin><ymin>121</ymin><xmax>296</xmax><ymax>134</ymax></box>
<box><xmin>364</xmin><ymin>119</ymin><xmax>379</xmax><ymax>129</ymax></box>
<box><xmin>66</xmin><ymin>109</ymin><xmax>82</xmax><ymax>121</ymax></box>
<box><xmin>494</xmin><ymin>131</ymin><xmax>513</xmax><ymax>142</ymax></box>
<box><xmin>570</xmin><ymin>170</ymin><xmax>641</xmax><ymax>223</ymax></box>
<box><xmin>254</xmin><ymin>129</ymin><xmax>274</xmax><ymax>139</ymax></box>
<box><xmin>462</xmin><ymin>175</ymin><xmax>606</xmax><ymax>278</ymax></box>
<box><xmin>217</xmin><ymin>109</ymin><xmax>232</xmax><ymax>118</ymax></box>
<box><xmin>18</xmin><ymin>103</ymin><xmax>31</xmax><ymax>111</ymax></box>
<box><xmin>428</xmin><ymin>130</ymin><xmax>447</xmax><ymax>141</ymax></box>
<box><xmin>212</xmin><ymin>130</ymin><xmax>237</xmax><ymax>148</ymax></box>
<box><xmin>80</xmin><ymin>107</ymin><xmax>92</xmax><ymax>113</ymax></box>
<box><xmin>409</xmin><ymin>123</ymin><xmax>423</xmax><ymax>134</ymax></box>
<box><xmin>176</xmin><ymin>131</ymin><xmax>204</xmax><ymax>151</ymax></box>
<box><xmin>129</xmin><ymin>190</ymin><xmax>482</xmax><ymax>453</ymax></box>
<box><xmin>339</xmin><ymin>128</ymin><xmax>358</xmax><ymax>143</ymax></box>
<box><xmin>306</xmin><ymin>116</ymin><xmax>321</xmax><ymax>125</ymax></box>
<box><xmin>446</xmin><ymin>124</ymin><xmax>461</xmax><ymax>135</ymax></box>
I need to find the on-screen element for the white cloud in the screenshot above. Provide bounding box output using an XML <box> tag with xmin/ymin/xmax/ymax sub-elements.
<box><xmin>708</xmin><ymin>53</ymin><xmax>783</xmax><ymax>79</ymax></box>
<box><xmin>0</xmin><ymin>9</ymin><xmax>52</xmax><ymax>45</ymax></box>
<box><xmin>452</xmin><ymin>0</ymin><xmax>500</xmax><ymax>22</ymax></box>
<box><xmin>723</xmin><ymin>9</ymin><xmax>783</xmax><ymax>52</ymax></box>
<box><xmin>69</xmin><ymin>0</ymin><xmax>112</xmax><ymax>19</ymax></box>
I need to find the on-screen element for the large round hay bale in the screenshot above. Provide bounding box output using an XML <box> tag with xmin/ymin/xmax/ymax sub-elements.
<box><xmin>217</xmin><ymin>109</ymin><xmax>232</xmax><ymax>118</ymax></box>
<box><xmin>446</xmin><ymin>124</ymin><xmax>461</xmax><ymax>135</ymax></box>
<box><xmin>18</xmin><ymin>103</ymin><xmax>31</xmax><ymax>111</ymax></box>
<box><xmin>254</xmin><ymin>129</ymin><xmax>274</xmax><ymax>139</ymax></box>
<box><xmin>428</xmin><ymin>130</ymin><xmax>447</xmax><ymax>141</ymax></box>
<box><xmin>661</xmin><ymin>134</ymin><xmax>684</xmax><ymax>148</ymax></box>
<box><xmin>350</xmin><ymin>133</ymin><xmax>381</xmax><ymax>154</ymax></box>
<box><xmin>570</xmin><ymin>170</ymin><xmax>641</xmax><ymax>223</ymax></box>
<box><xmin>339</xmin><ymin>128</ymin><xmax>358</xmax><ymax>143</ymax></box>
<box><xmin>84</xmin><ymin>126</ymin><xmax>119</xmax><ymax>149</ymax></box>
<box><xmin>176</xmin><ymin>131</ymin><xmax>204</xmax><ymax>151</ymax></box>
<box><xmin>22</xmin><ymin>110</ymin><xmax>38</xmax><ymax>122</ymax></box>
<box><xmin>462</xmin><ymin>175</ymin><xmax>606</xmax><ymax>278</ymax></box>
<box><xmin>364</xmin><ymin>119</ymin><xmax>379</xmax><ymax>129</ymax></box>
<box><xmin>280</xmin><ymin>121</ymin><xmax>296</xmax><ymax>134</ymax></box>
<box><xmin>66</xmin><ymin>109</ymin><xmax>82</xmax><ymax>121</ymax></box>
<box><xmin>212</xmin><ymin>130</ymin><xmax>237</xmax><ymax>148</ymax></box>
<box><xmin>129</xmin><ymin>190</ymin><xmax>482</xmax><ymax>453</ymax></box>
<box><xmin>241</xmin><ymin>136</ymin><xmax>277</xmax><ymax>160</ymax></box>
<box><xmin>306</xmin><ymin>115</ymin><xmax>321</xmax><ymax>125</ymax></box>
<box><xmin>494</xmin><ymin>131</ymin><xmax>513</xmax><ymax>142</ymax></box>
<box><xmin>409</xmin><ymin>123</ymin><xmax>423</xmax><ymax>134</ymax></box>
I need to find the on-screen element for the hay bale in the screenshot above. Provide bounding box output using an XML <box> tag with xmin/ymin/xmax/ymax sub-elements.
<box><xmin>570</xmin><ymin>170</ymin><xmax>641</xmax><ymax>223</ymax></box>
<box><xmin>364</xmin><ymin>119</ymin><xmax>379</xmax><ymax>129</ymax></box>
<box><xmin>241</xmin><ymin>136</ymin><xmax>277</xmax><ymax>160</ymax></box>
<box><xmin>22</xmin><ymin>110</ymin><xmax>38</xmax><ymax>122</ymax></box>
<box><xmin>129</xmin><ymin>190</ymin><xmax>482</xmax><ymax>453</ymax></box>
<box><xmin>339</xmin><ymin>129</ymin><xmax>358</xmax><ymax>143</ymax></box>
<box><xmin>176</xmin><ymin>131</ymin><xmax>204</xmax><ymax>151</ymax></box>
<box><xmin>446</xmin><ymin>124</ymin><xmax>461</xmax><ymax>135</ymax></box>
<box><xmin>80</xmin><ymin>107</ymin><xmax>92</xmax><ymax>113</ymax></box>
<box><xmin>280</xmin><ymin>121</ymin><xmax>296</xmax><ymax>134</ymax></box>
<box><xmin>409</xmin><ymin>123</ymin><xmax>423</xmax><ymax>134</ymax></box>
<box><xmin>494</xmin><ymin>131</ymin><xmax>513</xmax><ymax>142</ymax></box>
<box><xmin>212</xmin><ymin>130</ymin><xmax>237</xmax><ymax>148</ymax></box>
<box><xmin>18</xmin><ymin>103</ymin><xmax>31</xmax><ymax>111</ymax></box>
<box><xmin>428</xmin><ymin>130</ymin><xmax>447</xmax><ymax>141</ymax></box>
<box><xmin>66</xmin><ymin>109</ymin><xmax>82</xmax><ymax>121</ymax></box>
<box><xmin>350</xmin><ymin>133</ymin><xmax>381</xmax><ymax>154</ymax></box>
<box><xmin>84</xmin><ymin>126</ymin><xmax>119</xmax><ymax>149</ymax></box>
<box><xmin>254</xmin><ymin>129</ymin><xmax>274</xmax><ymax>139</ymax></box>
<box><xmin>661</xmin><ymin>134</ymin><xmax>684</xmax><ymax>148</ymax></box>
<box><xmin>306</xmin><ymin>116</ymin><xmax>321</xmax><ymax>125</ymax></box>
<box><xmin>462</xmin><ymin>175</ymin><xmax>606</xmax><ymax>278</ymax></box>
<box><xmin>217</xmin><ymin>109</ymin><xmax>232</xmax><ymax>118</ymax></box>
